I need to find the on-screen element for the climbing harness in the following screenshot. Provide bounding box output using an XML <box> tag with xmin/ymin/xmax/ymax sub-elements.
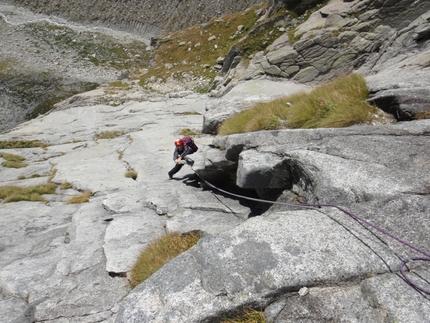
<box><xmin>191</xmin><ymin>169</ymin><xmax>430</xmax><ymax>295</ymax></box>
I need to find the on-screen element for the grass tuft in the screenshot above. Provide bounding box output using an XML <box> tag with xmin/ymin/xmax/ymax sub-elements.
<box><xmin>221</xmin><ymin>309</ymin><xmax>266</xmax><ymax>323</ymax></box>
<box><xmin>60</xmin><ymin>182</ymin><xmax>73</xmax><ymax>190</ymax></box>
<box><xmin>179</xmin><ymin>128</ymin><xmax>200</xmax><ymax>137</ymax></box>
<box><xmin>219</xmin><ymin>74</ymin><xmax>381</xmax><ymax>135</ymax></box>
<box><xmin>415</xmin><ymin>110</ymin><xmax>430</xmax><ymax>120</ymax></box>
<box><xmin>0</xmin><ymin>140</ymin><xmax>47</xmax><ymax>149</ymax></box>
<box><xmin>0</xmin><ymin>183</ymin><xmax>57</xmax><ymax>203</ymax></box>
<box><xmin>130</xmin><ymin>231</ymin><xmax>200</xmax><ymax>288</ymax></box>
<box><xmin>0</xmin><ymin>152</ymin><xmax>28</xmax><ymax>168</ymax></box>
<box><xmin>125</xmin><ymin>171</ymin><xmax>138</xmax><ymax>180</ymax></box>
<box><xmin>66</xmin><ymin>191</ymin><xmax>93</xmax><ymax>204</ymax></box>
<box><xmin>94</xmin><ymin>131</ymin><xmax>124</xmax><ymax>140</ymax></box>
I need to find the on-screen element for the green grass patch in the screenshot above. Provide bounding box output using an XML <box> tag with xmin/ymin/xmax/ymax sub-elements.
<box><xmin>0</xmin><ymin>183</ymin><xmax>57</xmax><ymax>203</ymax></box>
<box><xmin>176</xmin><ymin>111</ymin><xmax>201</xmax><ymax>116</ymax></box>
<box><xmin>140</xmin><ymin>4</ymin><xmax>267</xmax><ymax>87</ymax></box>
<box><xmin>94</xmin><ymin>131</ymin><xmax>124</xmax><ymax>140</ymax></box>
<box><xmin>221</xmin><ymin>309</ymin><xmax>266</xmax><ymax>323</ymax></box>
<box><xmin>219</xmin><ymin>74</ymin><xmax>381</xmax><ymax>135</ymax></box>
<box><xmin>0</xmin><ymin>152</ymin><xmax>28</xmax><ymax>168</ymax></box>
<box><xmin>130</xmin><ymin>231</ymin><xmax>200</xmax><ymax>288</ymax></box>
<box><xmin>105</xmin><ymin>81</ymin><xmax>132</xmax><ymax>94</ymax></box>
<box><xmin>236</xmin><ymin>23</ymin><xmax>285</xmax><ymax>59</ymax></box>
<box><xmin>66</xmin><ymin>191</ymin><xmax>93</xmax><ymax>204</ymax></box>
<box><xmin>179</xmin><ymin>128</ymin><xmax>199</xmax><ymax>137</ymax></box>
<box><xmin>0</xmin><ymin>140</ymin><xmax>47</xmax><ymax>149</ymax></box>
<box><xmin>60</xmin><ymin>182</ymin><xmax>72</xmax><ymax>190</ymax></box>
<box><xmin>25</xmin><ymin>21</ymin><xmax>150</xmax><ymax>71</ymax></box>
<box><xmin>415</xmin><ymin>110</ymin><xmax>430</xmax><ymax>120</ymax></box>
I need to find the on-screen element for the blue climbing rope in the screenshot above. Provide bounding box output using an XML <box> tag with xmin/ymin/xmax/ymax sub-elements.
<box><xmin>193</xmin><ymin>171</ymin><xmax>430</xmax><ymax>295</ymax></box>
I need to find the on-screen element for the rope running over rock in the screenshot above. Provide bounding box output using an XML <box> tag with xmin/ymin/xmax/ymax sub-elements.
<box><xmin>192</xmin><ymin>170</ymin><xmax>430</xmax><ymax>295</ymax></box>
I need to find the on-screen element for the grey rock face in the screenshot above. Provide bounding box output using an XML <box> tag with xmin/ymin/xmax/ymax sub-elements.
<box><xmin>211</xmin><ymin>0</ymin><xmax>430</xmax><ymax>124</ymax></box>
<box><xmin>117</xmin><ymin>119</ymin><xmax>430</xmax><ymax>323</ymax></box>
<box><xmin>1</xmin><ymin>1</ymin><xmax>430</xmax><ymax>323</ymax></box>
<box><xmin>7</xmin><ymin>0</ymin><xmax>263</xmax><ymax>35</ymax></box>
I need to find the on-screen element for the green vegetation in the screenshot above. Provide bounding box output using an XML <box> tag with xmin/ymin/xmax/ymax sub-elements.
<box><xmin>25</xmin><ymin>21</ymin><xmax>150</xmax><ymax>71</ymax></box>
<box><xmin>140</xmin><ymin>4</ymin><xmax>267</xmax><ymax>87</ymax></box>
<box><xmin>176</xmin><ymin>111</ymin><xmax>201</xmax><ymax>116</ymax></box>
<box><xmin>130</xmin><ymin>231</ymin><xmax>200</xmax><ymax>287</ymax></box>
<box><xmin>222</xmin><ymin>310</ymin><xmax>266</xmax><ymax>323</ymax></box>
<box><xmin>179</xmin><ymin>128</ymin><xmax>199</xmax><ymax>137</ymax></box>
<box><xmin>66</xmin><ymin>191</ymin><xmax>93</xmax><ymax>204</ymax></box>
<box><xmin>94</xmin><ymin>130</ymin><xmax>124</xmax><ymax>140</ymax></box>
<box><xmin>219</xmin><ymin>74</ymin><xmax>381</xmax><ymax>135</ymax></box>
<box><xmin>0</xmin><ymin>58</ymin><xmax>20</xmax><ymax>82</ymax></box>
<box><xmin>0</xmin><ymin>152</ymin><xmax>28</xmax><ymax>168</ymax></box>
<box><xmin>0</xmin><ymin>140</ymin><xmax>47</xmax><ymax>149</ymax></box>
<box><xmin>105</xmin><ymin>81</ymin><xmax>132</xmax><ymax>94</ymax></box>
<box><xmin>236</xmin><ymin>23</ymin><xmax>285</xmax><ymax>59</ymax></box>
<box><xmin>125</xmin><ymin>171</ymin><xmax>138</xmax><ymax>180</ymax></box>
<box><xmin>60</xmin><ymin>182</ymin><xmax>72</xmax><ymax>190</ymax></box>
<box><xmin>0</xmin><ymin>183</ymin><xmax>57</xmax><ymax>203</ymax></box>
<box><xmin>415</xmin><ymin>110</ymin><xmax>430</xmax><ymax>120</ymax></box>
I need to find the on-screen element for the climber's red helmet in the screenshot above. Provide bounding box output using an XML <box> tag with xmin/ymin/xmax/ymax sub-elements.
<box><xmin>174</xmin><ymin>138</ymin><xmax>184</xmax><ymax>147</ymax></box>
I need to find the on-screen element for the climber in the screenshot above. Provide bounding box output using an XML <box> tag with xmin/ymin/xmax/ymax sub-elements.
<box><xmin>168</xmin><ymin>137</ymin><xmax>197</xmax><ymax>179</ymax></box>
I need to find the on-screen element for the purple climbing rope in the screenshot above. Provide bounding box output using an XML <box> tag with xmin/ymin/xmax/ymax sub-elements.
<box><xmin>196</xmin><ymin>174</ymin><xmax>430</xmax><ymax>295</ymax></box>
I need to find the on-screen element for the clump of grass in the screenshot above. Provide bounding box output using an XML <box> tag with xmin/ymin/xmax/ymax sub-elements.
<box><xmin>222</xmin><ymin>309</ymin><xmax>266</xmax><ymax>323</ymax></box>
<box><xmin>0</xmin><ymin>152</ymin><xmax>28</xmax><ymax>168</ymax></box>
<box><xmin>415</xmin><ymin>110</ymin><xmax>430</xmax><ymax>120</ymax></box>
<box><xmin>94</xmin><ymin>130</ymin><xmax>124</xmax><ymax>140</ymax></box>
<box><xmin>48</xmin><ymin>167</ymin><xmax>57</xmax><ymax>183</ymax></box>
<box><xmin>0</xmin><ymin>140</ymin><xmax>47</xmax><ymax>149</ymax></box>
<box><xmin>130</xmin><ymin>231</ymin><xmax>200</xmax><ymax>288</ymax></box>
<box><xmin>176</xmin><ymin>111</ymin><xmax>201</xmax><ymax>116</ymax></box>
<box><xmin>179</xmin><ymin>128</ymin><xmax>199</xmax><ymax>137</ymax></box>
<box><xmin>60</xmin><ymin>182</ymin><xmax>72</xmax><ymax>190</ymax></box>
<box><xmin>107</xmin><ymin>80</ymin><xmax>132</xmax><ymax>89</ymax></box>
<box><xmin>236</xmin><ymin>23</ymin><xmax>285</xmax><ymax>59</ymax></box>
<box><xmin>0</xmin><ymin>183</ymin><xmax>57</xmax><ymax>203</ymax></box>
<box><xmin>287</xmin><ymin>27</ymin><xmax>302</xmax><ymax>44</ymax></box>
<box><xmin>105</xmin><ymin>81</ymin><xmax>132</xmax><ymax>94</ymax></box>
<box><xmin>125</xmin><ymin>171</ymin><xmax>138</xmax><ymax>180</ymax></box>
<box><xmin>219</xmin><ymin>74</ymin><xmax>381</xmax><ymax>135</ymax></box>
<box><xmin>66</xmin><ymin>191</ymin><xmax>93</xmax><ymax>204</ymax></box>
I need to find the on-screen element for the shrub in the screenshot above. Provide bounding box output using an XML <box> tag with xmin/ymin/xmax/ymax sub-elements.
<box><xmin>130</xmin><ymin>231</ymin><xmax>200</xmax><ymax>288</ymax></box>
<box><xmin>0</xmin><ymin>183</ymin><xmax>57</xmax><ymax>203</ymax></box>
<box><xmin>219</xmin><ymin>74</ymin><xmax>381</xmax><ymax>135</ymax></box>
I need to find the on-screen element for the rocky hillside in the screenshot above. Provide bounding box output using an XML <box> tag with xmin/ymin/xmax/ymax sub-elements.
<box><xmin>205</xmin><ymin>0</ymin><xmax>430</xmax><ymax>132</ymax></box>
<box><xmin>1</xmin><ymin>0</ymin><xmax>430</xmax><ymax>323</ymax></box>
<box><xmin>5</xmin><ymin>0</ymin><xmax>263</xmax><ymax>36</ymax></box>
